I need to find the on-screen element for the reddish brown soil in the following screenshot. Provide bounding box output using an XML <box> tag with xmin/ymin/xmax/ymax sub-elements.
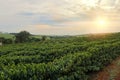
<box><xmin>92</xmin><ymin>57</ymin><xmax>120</xmax><ymax>80</ymax></box>
<box><xmin>115</xmin><ymin>72</ymin><xmax>120</xmax><ymax>80</ymax></box>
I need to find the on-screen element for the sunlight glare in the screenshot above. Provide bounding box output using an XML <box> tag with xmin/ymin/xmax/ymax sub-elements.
<box><xmin>95</xmin><ymin>17</ymin><xmax>109</xmax><ymax>27</ymax></box>
<box><xmin>98</xmin><ymin>20</ymin><xmax>106</xmax><ymax>26</ymax></box>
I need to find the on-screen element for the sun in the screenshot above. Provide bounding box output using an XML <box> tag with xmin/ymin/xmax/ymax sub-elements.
<box><xmin>95</xmin><ymin>17</ymin><xmax>108</xmax><ymax>27</ymax></box>
<box><xmin>98</xmin><ymin>19</ymin><xmax>106</xmax><ymax>26</ymax></box>
<box><xmin>93</xmin><ymin>17</ymin><xmax>110</xmax><ymax>33</ymax></box>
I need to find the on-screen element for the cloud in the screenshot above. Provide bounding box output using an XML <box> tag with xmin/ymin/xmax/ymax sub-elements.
<box><xmin>0</xmin><ymin>0</ymin><xmax>120</xmax><ymax>35</ymax></box>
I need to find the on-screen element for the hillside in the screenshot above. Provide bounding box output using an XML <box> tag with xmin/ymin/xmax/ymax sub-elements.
<box><xmin>0</xmin><ymin>32</ymin><xmax>120</xmax><ymax>80</ymax></box>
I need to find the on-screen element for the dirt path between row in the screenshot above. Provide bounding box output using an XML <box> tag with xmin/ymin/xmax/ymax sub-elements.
<box><xmin>92</xmin><ymin>57</ymin><xmax>120</xmax><ymax>80</ymax></box>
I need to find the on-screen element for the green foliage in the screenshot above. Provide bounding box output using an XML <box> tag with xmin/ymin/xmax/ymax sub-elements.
<box><xmin>15</xmin><ymin>31</ymin><xmax>31</xmax><ymax>43</ymax></box>
<box><xmin>0</xmin><ymin>37</ymin><xmax>13</xmax><ymax>44</ymax></box>
<box><xmin>0</xmin><ymin>33</ymin><xmax>120</xmax><ymax>80</ymax></box>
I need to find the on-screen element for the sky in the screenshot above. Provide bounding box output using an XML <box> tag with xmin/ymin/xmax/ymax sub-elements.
<box><xmin>0</xmin><ymin>0</ymin><xmax>120</xmax><ymax>35</ymax></box>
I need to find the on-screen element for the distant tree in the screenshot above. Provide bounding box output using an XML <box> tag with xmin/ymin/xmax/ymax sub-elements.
<box><xmin>42</xmin><ymin>36</ymin><xmax>47</xmax><ymax>41</ymax></box>
<box><xmin>15</xmin><ymin>31</ymin><xmax>31</xmax><ymax>43</ymax></box>
<box><xmin>10</xmin><ymin>33</ymin><xmax>18</xmax><ymax>35</ymax></box>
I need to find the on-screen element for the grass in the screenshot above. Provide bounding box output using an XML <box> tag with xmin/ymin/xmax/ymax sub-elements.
<box><xmin>0</xmin><ymin>33</ymin><xmax>14</xmax><ymax>39</ymax></box>
<box><xmin>31</xmin><ymin>35</ymin><xmax>42</xmax><ymax>39</ymax></box>
<box><xmin>0</xmin><ymin>33</ymin><xmax>42</xmax><ymax>39</ymax></box>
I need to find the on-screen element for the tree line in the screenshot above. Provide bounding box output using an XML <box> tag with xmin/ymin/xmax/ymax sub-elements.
<box><xmin>0</xmin><ymin>31</ymin><xmax>48</xmax><ymax>44</ymax></box>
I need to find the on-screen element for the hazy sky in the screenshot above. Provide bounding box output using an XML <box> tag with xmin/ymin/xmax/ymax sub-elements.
<box><xmin>0</xmin><ymin>0</ymin><xmax>120</xmax><ymax>35</ymax></box>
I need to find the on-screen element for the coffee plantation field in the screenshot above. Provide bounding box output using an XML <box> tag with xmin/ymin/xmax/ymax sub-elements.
<box><xmin>0</xmin><ymin>33</ymin><xmax>120</xmax><ymax>80</ymax></box>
